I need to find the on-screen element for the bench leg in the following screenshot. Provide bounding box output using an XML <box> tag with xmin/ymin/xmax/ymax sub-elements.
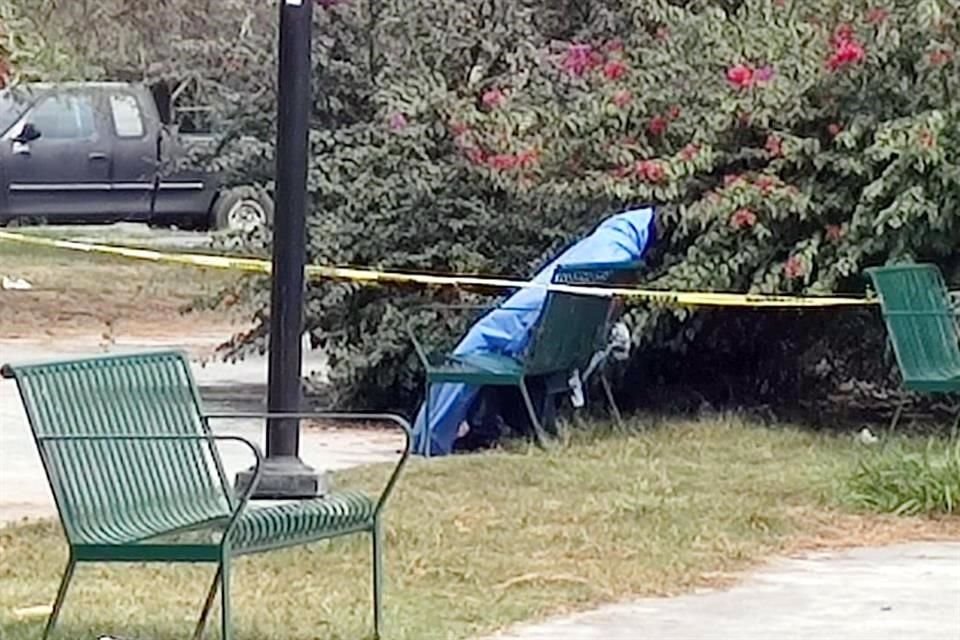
<box><xmin>221</xmin><ymin>554</ymin><xmax>233</xmax><ymax>640</ymax></box>
<box><xmin>600</xmin><ymin>370</ymin><xmax>623</xmax><ymax>428</ymax></box>
<box><xmin>372</xmin><ymin>518</ymin><xmax>384</xmax><ymax>639</ymax></box>
<box><xmin>43</xmin><ymin>556</ymin><xmax>76</xmax><ymax>640</ymax></box>
<box><xmin>519</xmin><ymin>379</ymin><xmax>549</xmax><ymax>449</ymax></box>
<box><xmin>424</xmin><ymin>388</ymin><xmax>432</xmax><ymax>458</ymax></box>
<box><xmin>192</xmin><ymin>564</ymin><xmax>222</xmax><ymax>640</ymax></box>
<box><xmin>888</xmin><ymin>397</ymin><xmax>907</xmax><ymax>436</ymax></box>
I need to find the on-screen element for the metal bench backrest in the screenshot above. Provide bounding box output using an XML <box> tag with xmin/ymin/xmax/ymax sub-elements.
<box><xmin>522</xmin><ymin>263</ymin><xmax>631</xmax><ymax>376</ymax></box>
<box><xmin>5</xmin><ymin>351</ymin><xmax>232</xmax><ymax>545</ymax></box>
<box><xmin>866</xmin><ymin>263</ymin><xmax>960</xmax><ymax>383</ymax></box>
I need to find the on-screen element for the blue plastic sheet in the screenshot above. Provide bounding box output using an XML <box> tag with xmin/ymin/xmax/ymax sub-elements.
<box><xmin>411</xmin><ymin>207</ymin><xmax>657</xmax><ymax>456</ymax></box>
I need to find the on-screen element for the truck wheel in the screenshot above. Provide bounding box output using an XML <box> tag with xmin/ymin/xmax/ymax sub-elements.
<box><xmin>212</xmin><ymin>186</ymin><xmax>274</xmax><ymax>233</ymax></box>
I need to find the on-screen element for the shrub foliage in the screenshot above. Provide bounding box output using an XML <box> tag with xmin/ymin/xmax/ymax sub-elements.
<box><xmin>14</xmin><ymin>1</ymin><xmax>960</xmax><ymax>421</ymax></box>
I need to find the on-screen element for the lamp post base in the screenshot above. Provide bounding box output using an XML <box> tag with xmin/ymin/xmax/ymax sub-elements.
<box><xmin>235</xmin><ymin>456</ymin><xmax>328</xmax><ymax>500</ymax></box>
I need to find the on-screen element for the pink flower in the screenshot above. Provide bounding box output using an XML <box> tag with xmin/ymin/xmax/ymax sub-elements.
<box><xmin>865</xmin><ymin>7</ymin><xmax>889</xmax><ymax>24</ymax></box>
<box><xmin>755</xmin><ymin>65</ymin><xmax>776</xmax><ymax>83</ymax></box>
<box><xmin>765</xmin><ymin>135</ymin><xmax>783</xmax><ymax>157</ymax></box>
<box><xmin>724</xmin><ymin>174</ymin><xmax>746</xmax><ymax>187</ymax></box>
<box><xmin>635</xmin><ymin>160</ymin><xmax>666</xmax><ymax>183</ymax></box>
<box><xmin>784</xmin><ymin>256</ymin><xmax>806</xmax><ymax>279</ymax></box>
<box><xmin>825</xmin><ymin>225</ymin><xmax>843</xmax><ymax>241</ymax></box>
<box><xmin>726</xmin><ymin>64</ymin><xmax>754</xmax><ymax>89</ymax></box>
<box><xmin>668</xmin><ymin>104</ymin><xmax>682</xmax><ymax>120</ymax></box>
<box><xmin>647</xmin><ymin>115</ymin><xmax>669</xmax><ymax>137</ymax></box>
<box><xmin>612</xmin><ymin>90</ymin><xmax>633</xmax><ymax>108</ymax></box>
<box><xmin>562</xmin><ymin>43</ymin><xmax>602</xmax><ymax>76</ymax></box>
<box><xmin>755</xmin><ymin>175</ymin><xmax>778</xmax><ymax>194</ymax></box>
<box><xmin>602</xmin><ymin>60</ymin><xmax>628</xmax><ymax>81</ymax></box>
<box><xmin>482</xmin><ymin>88</ymin><xmax>507</xmax><ymax>109</ymax></box>
<box><xmin>604</xmin><ymin>39</ymin><xmax>624</xmax><ymax>53</ymax></box>
<box><xmin>465</xmin><ymin>147</ymin><xmax>487</xmax><ymax>165</ymax></box>
<box><xmin>827</xmin><ymin>26</ymin><xmax>866</xmax><ymax>70</ymax></box>
<box><xmin>831</xmin><ymin>24</ymin><xmax>855</xmax><ymax>47</ymax></box>
<box><xmin>827</xmin><ymin>40</ymin><xmax>865</xmax><ymax>70</ymax></box>
<box><xmin>827</xmin><ymin>123</ymin><xmax>843</xmax><ymax>137</ymax></box>
<box><xmin>388</xmin><ymin>112</ymin><xmax>408</xmax><ymax>131</ymax></box>
<box><xmin>930</xmin><ymin>49</ymin><xmax>953</xmax><ymax>66</ymax></box>
<box><xmin>488</xmin><ymin>154</ymin><xmax>518</xmax><ymax>171</ymax></box>
<box><xmin>679</xmin><ymin>143</ymin><xmax>700</xmax><ymax>161</ymax></box>
<box><xmin>730</xmin><ymin>208</ymin><xmax>758</xmax><ymax>229</ymax></box>
<box><xmin>919</xmin><ymin>129</ymin><xmax>937</xmax><ymax>148</ymax></box>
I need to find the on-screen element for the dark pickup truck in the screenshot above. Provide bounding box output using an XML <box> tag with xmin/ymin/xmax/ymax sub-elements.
<box><xmin>0</xmin><ymin>82</ymin><xmax>271</xmax><ymax>232</ymax></box>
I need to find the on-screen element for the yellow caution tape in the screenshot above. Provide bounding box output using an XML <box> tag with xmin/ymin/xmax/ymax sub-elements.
<box><xmin>0</xmin><ymin>230</ymin><xmax>875</xmax><ymax>308</ymax></box>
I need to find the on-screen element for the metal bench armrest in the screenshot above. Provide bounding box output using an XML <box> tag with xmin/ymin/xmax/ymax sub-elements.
<box><xmin>35</xmin><ymin>433</ymin><xmax>264</xmax><ymax>536</ymax></box>
<box><xmin>404</xmin><ymin>303</ymin><xmax>540</xmax><ymax>369</ymax></box>
<box><xmin>404</xmin><ymin>304</ymin><xmax>496</xmax><ymax>369</ymax></box>
<box><xmin>202</xmin><ymin>412</ymin><xmax>411</xmax><ymax>516</ymax></box>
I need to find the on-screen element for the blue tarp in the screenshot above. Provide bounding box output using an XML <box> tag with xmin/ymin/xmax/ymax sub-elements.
<box><xmin>411</xmin><ymin>207</ymin><xmax>657</xmax><ymax>456</ymax></box>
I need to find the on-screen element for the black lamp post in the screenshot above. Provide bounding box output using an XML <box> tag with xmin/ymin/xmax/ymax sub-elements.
<box><xmin>236</xmin><ymin>0</ymin><xmax>323</xmax><ymax>499</ymax></box>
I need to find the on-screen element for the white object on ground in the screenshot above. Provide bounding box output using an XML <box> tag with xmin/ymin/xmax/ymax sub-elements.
<box><xmin>12</xmin><ymin>604</ymin><xmax>52</xmax><ymax>619</ymax></box>
<box><xmin>857</xmin><ymin>426</ymin><xmax>879</xmax><ymax>445</ymax></box>
<box><xmin>569</xmin><ymin>368</ymin><xmax>585</xmax><ymax>408</ymax></box>
<box><xmin>1</xmin><ymin>276</ymin><xmax>33</xmax><ymax>290</ymax></box>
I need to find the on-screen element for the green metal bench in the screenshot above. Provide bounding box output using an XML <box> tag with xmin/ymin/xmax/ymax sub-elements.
<box><xmin>1</xmin><ymin>350</ymin><xmax>411</xmax><ymax>640</ymax></box>
<box><xmin>866</xmin><ymin>263</ymin><xmax>960</xmax><ymax>434</ymax></box>
<box><xmin>408</xmin><ymin>262</ymin><xmax>637</xmax><ymax>453</ymax></box>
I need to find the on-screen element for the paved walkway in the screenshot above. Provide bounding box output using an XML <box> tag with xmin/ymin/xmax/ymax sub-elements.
<box><xmin>0</xmin><ymin>336</ymin><xmax>403</xmax><ymax>525</ymax></box>
<box><xmin>488</xmin><ymin>542</ymin><xmax>960</xmax><ymax>640</ymax></box>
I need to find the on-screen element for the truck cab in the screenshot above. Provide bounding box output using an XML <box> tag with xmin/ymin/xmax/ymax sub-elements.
<box><xmin>0</xmin><ymin>82</ymin><xmax>271</xmax><ymax>231</ymax></box>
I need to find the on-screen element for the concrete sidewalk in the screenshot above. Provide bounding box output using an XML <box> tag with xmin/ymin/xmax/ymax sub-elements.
<box><xmin>488</xmin><ymin>542</ymin><xmax>960</xmax><ymax>640</ymax></box>
<box><xmin>0</xmin><ymin>337</ymin><xmax>404</xmax><ymax>525</ymax></box>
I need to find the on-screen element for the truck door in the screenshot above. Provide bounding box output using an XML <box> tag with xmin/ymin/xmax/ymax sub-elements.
<box><xmin>0</xmin><ymin>90</ymin><xmax>112</xmax><ymax>219</ymax></box>
<box><xmin>103</xmin><ymin>90</ymin><xmax>157</xmax><ymax>219</ymax></box>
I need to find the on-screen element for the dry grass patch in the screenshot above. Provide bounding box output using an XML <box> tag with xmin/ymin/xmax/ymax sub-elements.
<box><xmin>1</xmin><ymin>417</ymin><xmax>956</xmax><ymax>639</ymax></box>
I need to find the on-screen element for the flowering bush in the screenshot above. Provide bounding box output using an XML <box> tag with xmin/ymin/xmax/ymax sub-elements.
<box><xmin>37</xmin><ymin>0</ymin><xmax>960</xmax><ymax>417</ymax></box>
<box><xmin>444</xmin><ymin>0</ymin><xmax>960</xmax><ymax>301</ymax></box>
<box><xmin>247</xmin><ymin>0</ymin><xmax>960</xmax><ymax>412</ymax></box>
<box><xmin>390</xmin><ymin>0</ymin><xmax>960</xmax><ymax>417</ymax></box>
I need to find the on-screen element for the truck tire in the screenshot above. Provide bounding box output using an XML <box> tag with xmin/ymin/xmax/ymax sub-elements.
<box><xmin>212</xmin><ymin>186</ymin><xmax>274</xmax><ymax>233</ymax></box>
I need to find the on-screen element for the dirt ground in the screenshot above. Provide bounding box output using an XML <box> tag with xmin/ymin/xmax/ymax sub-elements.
<box><xmin>1</xmin><ymin>236</ymin><xmax>249</xmax><ymax>342</ymax></box>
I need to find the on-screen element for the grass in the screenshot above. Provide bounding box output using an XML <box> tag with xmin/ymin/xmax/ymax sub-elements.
<box><xmin>0</xmin><ymin>238</ymin><xmax>244</xmax><ymax>338</ymax></box>
<box><xmin>1</xmin><ymin>417</ymin><xmax>957</xmax><ymax>640</ymax></box>
<box><xmin>846</xmin><ymin>437</ymin><xmax>960</xmax><ymax>515</ymax></box>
